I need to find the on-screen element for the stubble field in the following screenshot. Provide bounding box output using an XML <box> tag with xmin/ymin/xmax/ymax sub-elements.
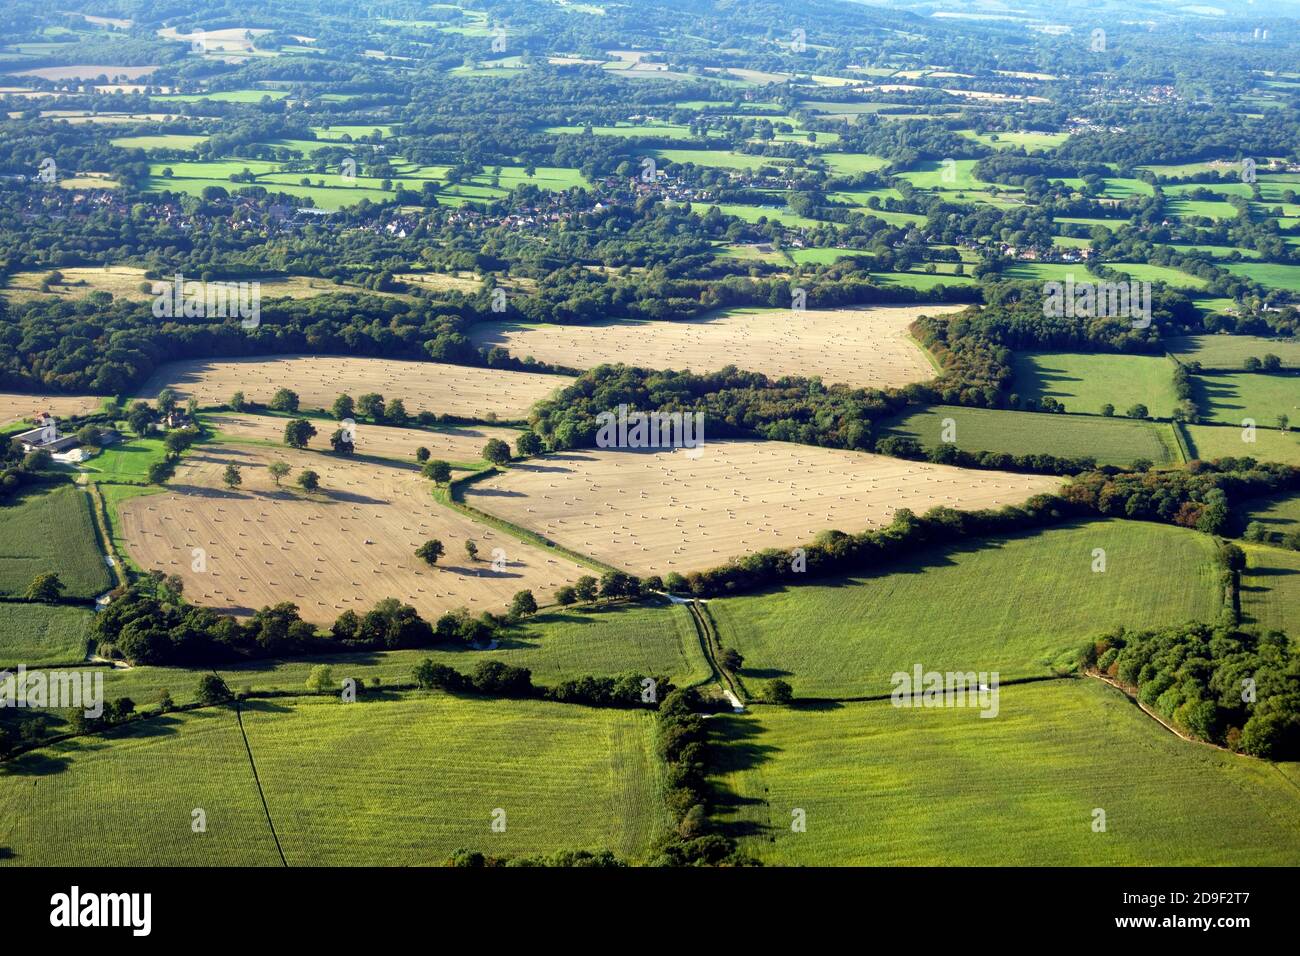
<box><xmin>116</xmin><ymin>444</ymin><xmax>588</xmax><ymax>622</ymax></box>
<box><xmin>469</xmin><ymin>306</ymin><xmax>963</xmax><ymax>387</ymax></box>
<box><xmin>462</xmin><ymin>441</ymin><xmax>1061</xmax><ymax>576</ymax></box>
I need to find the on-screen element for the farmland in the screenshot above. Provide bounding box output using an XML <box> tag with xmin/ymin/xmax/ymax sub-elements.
<box><xmin>0</xmin><ymin>392</ymin><xmax>101</xmax><ymax>426</ymax></box>
<box><xmin>709</xmin><ymin>519</ymin><xmax>1219</xmax><ymax>698</ymax></box>
<box><xmin>1241</xmin><ymin>544</ymin><xmax>1300</xmax><ymax>634</ymax></box>
<box><xmin>138</xmin><ymin>356</ymin><xmax>574</xmax><ymax>422</ymax></box>
<box><xmin>115</xmin><ymin>443</ymin><xmax>589</xmax><ymax>622</ymax></box>
<box><xmin>1191</xmin><ymin>371</ymin><xmax>1300</xmax><ymax>426</ymax></box>
<box><xmin>0</xmin><ymin>485</ymin><xmax>112</xmax><ymax>600</ymax></box>
<box><xmin>710</xmin><ymin>680</ymin><xmax>1300</xmax><ymax>865</ymax></box>
<box><xmin>463</xmin><ymin>442</ymin><xmax>1060</xmax><ymax>577</ymax></box>
<box><xmin>883</xmin><ymin>405</ymin><xmax>1181</xmax><ymax>467</ymax></box>
<box><xmin>1183</xmin><ymin>423</ymin><xmax>1300</xmax><ymax>465</ymax></box>
<box><xmin>0</xmin><ymin>603</ymin><xmax>93</xmax><ymax>666</ymax></box>
<box><xmin>1011</xmin><ymin>352</ymin><xmax>1179</xmax><ymax>417</ymax></box>
<box><xmin>469</xmin><ymin>306</ymin><xmax>964</xmax><ymax>389</ymax></box>
<box><xmin>1167</xmin><ymin>335</ymin><xmax>1300</xmax><ymax>369</ymax></box>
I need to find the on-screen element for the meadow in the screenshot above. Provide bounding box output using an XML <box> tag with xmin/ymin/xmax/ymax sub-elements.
<box><xmin>0</xmin><ymin>485</ymin><xmax>112</xmax><ymax>599</ymax></box>
<box><xmin>1183</xmin><ymin>423</ymin><xmax>1300</xmax><ymax>465</ymax></box>
<box><xmin>1191</xmin><ymin>370</ymin><xmax>1300</xmax><ymax>426</ymax></box>
<box><xmin>708</xmin><ymin>518</ymin><xmax>1220</xmax><ymax>699</ymax></box>
<box><xmin>1238</xmin><ymin>490</ymin><xmax>1300</xmax><ymax>541</ymax></box>
<box><xmin>1108</xmin><ymin>262</ymin><xmax>1208</xmax><ymax>290</ymax></box>
<box><xmin>1011</xmin><ymin>352</ymin><xmax>1179</xmax><ymax>417</ymax></box>
<box><xmin>1225</xmin><ymin>261</ymin><xmax>1300</xmax><ymax>293</ymax></box>
<box><xmin>882</xmin><ymin>404</ymin><xmax>1181</xmax><ymax>467</ymax></box>
<box><xmin>1167</xmin><ymin>334</ymin><xmax>1300</xmax><ymax>369</ymax></box>
<box><xmin>710</xmin><ymin>680</ymin><xmax>1300</xmax><ymax>865</ymax></box>
<box><xmin>1240</xmin><ymin>543</ymin><xmax>1300</xmax><ymax>634</ymax></box>
<box><xmin>0</xmin><ymin>603</ymin><xmax>93</xmax><ymax>666</ymax></box>
<box><xmin>463</xmin><ymin>442</ymin><xmax>1060</xmax><ymax>577</ymax></box>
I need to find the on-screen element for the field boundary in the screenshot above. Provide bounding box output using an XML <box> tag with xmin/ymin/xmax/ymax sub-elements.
<box><xmin>1170</xmin><ymin>420</ymin><xmax>1193</xmax><ymax>464</ymax></box>
<box><xmin>1083</xmin><ymin>669</ymin><xmax>1253</xmax><ymax>757</ymax></box>
<box><xmin>693</xmin><ymin>601</ymin><xmax>749</xmax><ymax>702</ymax></box>
<box><xmin>82</xmin><ymin>481</ymin><xmax>128</xmax><ymax>590</ymax></box>
<box><xmin>234</xmin><ymin>699</ymin><xmax>290</xmax><ymax>867</ymax></box>
<box><xmin>436</xmin><ymin>468</ymin><xmax>621</xmax><ymax>575</ymax></box>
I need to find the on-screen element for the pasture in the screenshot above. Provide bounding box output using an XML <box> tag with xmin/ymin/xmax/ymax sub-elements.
<box><xmin>468</xmin><ymin>306</ymin><xmax>964</xmax><ymax>389</ymax></box>
<box><xmin>137</xmin><ymin>355</ymin><xmax>574</xmax><ymax>422</ymax></box>
<box><xmin>709</xmin><ymin>518</ymin><xmax>1219</xmax><ymax>698</ymax></box>
<box><xmin>883</xmin><ymin>405</ymin><xmax>1181</xmax><ymax>466</ymax></box>
<box><xmin>1108</xmin><ymin>262</ymin><xmax>1207</xmax><ymax>290</ymax></box>
<box><xmin>1168</xmin><ymin>334</ymin><xmax>1300</xmax><ymax>369</ymax></box>
<box><xmin>462</xmin><ymin>441</ymin><xmax>1061</xmax><ymax>577</ymax></box>
<box><xmin>0</xmin><ymin>485</ymin><xmax>111</xmax><ymax>600</ymax></box>
<box><xmin>1192</xmin><ymin>370</ymin><xmax>1300</xmax><ymax>426</ymax></box>
<box><xmin>1240</xmin><ymin>544</ymin><xmax>1300</xmax><ymax>634</ymax></box>
<box><xmin>710</xmin><ymin>680</ymin><xmax>1300</xmax><ymax>865</ymax></box>
<box><xmin>1011</xmin><ymin>352</ymin><xmax>1179</xmax><ymax>417</ymax></box>
<box><xmin>115</xmin><ymin>444</ymin><xmax>588</xmax><ymax>622</ymax></box>
<box><xmin>1238</xmin><ymin>490</ymin><xmax>1300</xmax><ymax>541</ymax></box>
<box><xmin>1183</xmin><ymin>423</ymin><xmax>1300</xmax><ymax>465</ymax></box>
<box><xmin>0</xmin><ymin>603</ymin><xmax>93</xmax><ymax>666</ymax></box>
<box><xmin>1225</xmin><ymin>261</ymin><xmax>1300</xmax><ymax>293</ymax></box>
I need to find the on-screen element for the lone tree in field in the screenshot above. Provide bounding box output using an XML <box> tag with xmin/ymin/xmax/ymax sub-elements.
<box><xmin>1279</xmin><ymin>414</ymin><xmax>1290</xmax><ymax>433</ymax></box>
<box><xmin>1126</xmin><ymin>403</ymin><xmax>1149</xmax><ymax>420</ymax></box>
<box><xmin>222</xmin><ymin>463</ymin><xmax>242</xmax><ymax>489</ymax></box>
<box><xmin>284</xmin><ymin>418</ymin><xmax>317</xmax><ymax>449</ymax></box>
<box><xmin>270</xmin><ymin>388</ymin><xmax>300</xmax><ymax>413</ymax></box>
<box><xmin>297</xmin><ymin>469</ymin><xmax>320</xmax><ymax>493</ymax></box>
<box><xmin>147</xmin><ymin>460</ymin><xmax>172</xmax><ymax>485</ymax></box>
<box><xmin>509</xmin><ymin>590</ymin><xmax>538</xmax><ymax>619</ymax></box>
<box><xmin>329</xmin><ymin>428</ymin><xmax>355</xmax><ymax>455</ymax></box>
<box><xmin>415</xmin><ymin>446</ymin><xmax>431</xmax><ymax>463</ymax></box>
<box><xmin>25</xmin><ymin>572</ymin><xmax>65</xmax><ymax>603</ymax></box>
<box><xmin>386</xmin><ymin>398</ymin><xmax>408</xmax><ymax>424</ymax></box>
<box><xmin>423</xmin><ymin>459</ymin><xmax>452</xmax><ymax>484</ymax></box>
<box><xmin>268</xmin><ymin>460</ymin><xmax>291</xmax><ymax>487</ymax></box>
<box><xmin>229</xmin><ymin>390</ymin><xmax>247</xmax><ymax>412</ymax></box>
<box><xmin>765</xmin><ymin>679</ymin><xmax>794</xmax><ymax>705</ymax></box>
<box><xmin>515</xmin><ymin>431</ymin><xmax>543</xmax><ymax>457</ymax></box>
<box><xmin>416</xmin><ymin>539</ymin><xmax>445</xmax><ymax>566</ymax></box>
<box><xmin>305</xmin><ymin>665</ymin><xmax>334</xmax><ymax>693</ymax></box>
<box><xmin>197</xmin><ymin>674</ymin><xmax>233</xmax><ymax>705</ymax></box>
<box><xmin>332</xmin><ymin>394</ymin><xmax>355</xmax><ymax>420</ymax></box>
<box><xmin>483</xmin><ymin>438</ymin><xmax>512</xmax><ymax>466</ymax></box>
<box><xmin>465</xmin><ymin>540</ymin><xmax>479</xmax><ymax>561</ymax></box>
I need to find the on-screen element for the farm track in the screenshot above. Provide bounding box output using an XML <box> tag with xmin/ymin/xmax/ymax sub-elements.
<box><xmin>82</xmin><ymin>482</ymin><xmax>128</xmax><ymax>589</ymax></box>
<box><xmin>686</xmin><ymin>600</ymin><xmax>745</xmax><ymax>708</ymax></box>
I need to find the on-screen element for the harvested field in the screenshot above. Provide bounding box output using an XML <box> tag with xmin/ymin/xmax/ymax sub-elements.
<box><xmin>462</xmin><ymin>441</ymin><xmax>1061</xmax><ymax>576</ymax></box>
<box><xmin>2</xmin><ymin>267</ymin><xmax>401</xmax><ymax>305</ymax></box>
<box><xmin>206</xmin><ymin>411</ymin><xmax>519</xmax><ymax>466</ymax></box>
<box><xmin>116</xmin><ymin>445</ymin><xmax>588</xmax><ymax>622</ymax></box>
<box><xmin>0</xmin><ymin>391</ymin><xmax>101</xmax><ymax>426</ymax></box>
<box><xmin>469</xmin><ymin>306</ymin><xmax>963</xmax><ymax>387</ymax></box>
<box><xmin>13</xmin><ymin>65</ymin><xmax>159</xmax><ymax>80</ymax></box>
<box><xmin>137</xmin><ymin>355</ymin><xmax>574</xmax><ymax>421</ymax></box>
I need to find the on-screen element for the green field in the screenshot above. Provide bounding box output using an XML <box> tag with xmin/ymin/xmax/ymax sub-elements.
<box><xmin>1167</xmin><ymin>198</ymin><xmax>1241</xmax><ymax>222</ymax></box>
<box><xmin>710</xmin><ymin>680</ymin><xmax>1300</xmax><ymax>865</ymax></box>
<box><xmin>1012</xmin><ymin>352</ymin><xmax>1179</xmax><ymax>417</ymax></box>
<box><xmin>0</xmin><ymin>484</ymin><xmax>111</xmax><ymax>599</ymax></box>
<box><xmin>73</xmin><ymin>600</ymin><xmax>711</xmax><ymax>708</ymax></box>
<box><xmin>1167</xmin><ymin>243</ymin><xmax>1261</xmax><ymax>260</ymax></box>
<box><xmin>656</xmin><ymin>149</ymin><xmax>790</xmax><ymax>171</ymax></box>
<box><xmin>713</xmin><ymin>202</ymin><xmax>822</xmax><ymax>229</ymax></box>
<box><xmin>1192</xmin><ymin>370</ymin><xmax>1300</xmax><ymax>426</ymax></box>
<box><xmin>710</xmin><ymin>519</ymin><xmax>1219</xmax><ymax>699</ymax></box>
<box><xmin>1167</xmin><ymin>334</ymin><xmax>1300</xmax><ymax>369</ymax></box>
<box><xmin>1108</xmin><ymin>262</ymin><xmax>1208</xmax><ymax>290</ymax></box>
<box><xmin>1183</xmin><ymin>423</ymin><xmax>1300</xmax><ymax>465</ymax></box>
<box><xmin>110</xmin><ymin>133</ymin><xmax>209</xmax><ymax>150</ymax></box>
<box><xmin>896</xmin><ymin>158</ymin><xmax>982</xmax><ymax>190</ymax></box>
<box><xmin>153</xmin><ymin>89</ymin><xmax>290</xmax><ymax>103</ymax></box>
<box><xmin>790</xmin><ymin>247</ymin><xmax>867</xmax><ymax>266</ymax></box>
<box><xmin>961</xmin><ymin>130</ymin><xmax>1069</xmax><ymax>152</ymax></box>
<box><xmin>1240</xmin><ymin>543</ymin><xmax>1300</xmax><ymax>634</ymax></box>
<box><xmin>0</xmin><ymin>602</ymin><xmax>93</xmax><ymax>666</ymax></box>
<box><xmin>883</xmin><ymin>404</ymin><xmax>1181</xmax><ymax>467</ymax></box>
<box><xmin>871</xmin><ymin>269</ymin><xmax>975</xmax><ymax>289</ymax></box>
<box><xmin>1225</xmin><ymin>261</ymin><xmax>1300</xmax><ymax>292</ymax></box>
<box><xmin>821</xmin><ymin>153</ymin><xmax>891</xmax><ymax>175</ymax></box>
<box><xmin>0</xmin><ymin>694</ymin><xmax>670</xmax><ymax>864</ymax></box>
<box><xmin>79</xmin><ymin>436</ymin><xmax>169</xmax><ymax>485</ymax></box>
<box><xmin>1238</xmin><ymin>490</ymin><xmax>1300</xmax><ymax>542</ymax></box>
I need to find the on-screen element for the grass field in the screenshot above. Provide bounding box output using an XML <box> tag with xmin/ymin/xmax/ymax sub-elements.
<box><xmin>883</xmin><ymin>404</ymin><xmax>1181</xmax><ymax>467</ymax></box>
<box><xmin>1183</xmin><ymin>423</ymin><xmax>1300</xmax><ymax>465</ymax></box>
<box><xmin>0</xmin><ymin>695</ymin><xmax>671</xmax><ymax>865</ymax></box>
<box><xmin>117</xmin><ymin>443</ymin><xmax>588</xmax><ymax>623</ymax></box>
<box><xmin>79</xmin><ymin>436</ymin><xmax>169</xmax><ymax>485</ymax></box>
<box><xmin>110</xmin><ymin>133</ymin><xmax>209</xmax><ymax>150</ymax></box>
<box><xmin>1226</xmin><ymin>261</ymin><xmax>1300</xmax><ymax>292</ymax></box>
<box><xmin>137</xmin><ymin>355</ymin><xmax>574</xmax><ymax>422</ymax></box>
<box><xmin>1238</xmin><ymin>490</ymin><xmax>1300</xmax><ymax>541</ymax></box>
<box><xmin>0</xmin><ymin>603</ymin><xmax>93</xmax><ymax>666</ymax></box>
<box><xmin>709</xmin><ymin>518</ymin><xmax>1219</xmax><ymax>698</ymax></box>
<box><xmin>1108</xmin><ymin>262</ymin><xmax>1208</xmax><ymax>290</ymax></box>
<box><xmin>1240</xmin><ymin>543</ymin><xmax>1300</xmax><ymax>634</ymax></box>
<box><xmin>1192</xmin><ymin>370</ymin><xmax>1300</xmax><ymax>426</ymax></box>
<box><xmin>710</xmin><ymin>680</ymin><xmax>1300</xmax><ymax>865</ymax></box>
<box><xmin>468</xmin><ymin>306</ymin><xmax>963</xmax><ymax>389</ymax></box>
<box><xmin>464</xmin><ymin>442</ymin><xmax>1059</xmax><ymax>577</ymax></box>
<box><xmin>0</xmin><ymin>485</ymin><xmax>111</xmax><ymax>599</ymax></box>
<box><xmin>1012</xmin><ymin>352</ymin><xmax>1179</xmax><ymax>417</ymax></box>
<box><xmin>1167</xmin><ymin>334</ymin><xmax>1300</xmax><ymax>369</ymax></box>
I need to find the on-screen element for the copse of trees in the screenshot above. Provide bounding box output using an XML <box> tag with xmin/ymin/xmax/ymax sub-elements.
<box><xmin>1083</xmin><ymin>622</ymin><xmax>1300</xmax><ymax>760</ymax></box>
